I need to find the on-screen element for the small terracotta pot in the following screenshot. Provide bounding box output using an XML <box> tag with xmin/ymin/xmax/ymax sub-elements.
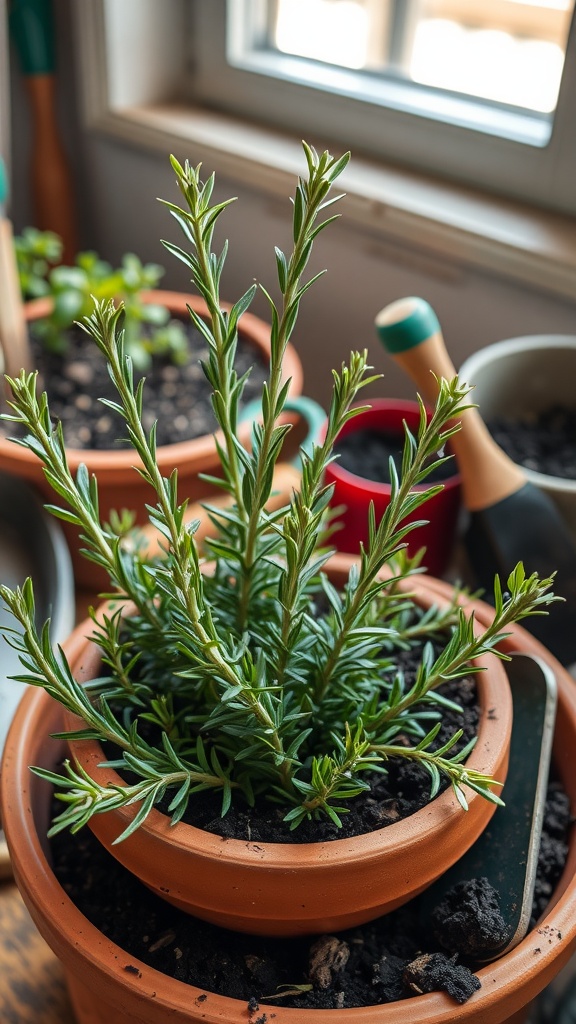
<box><xmin>324</xmin><ymin>400</ymin><xmax>462</xmax><ymax>578</ymax></box>
<box><xmin>59</xmin><ymin>563</ymin><xmax>511</xmax><ymax>936</ymax></box>
<box><xmin>1</xmin><ymin>606</ymin><xmax>575</xmax><ymax>1024</ymax></box>
<box><xmin>0</xmin><ymin>290</ymin><xmax>303</xmax><ymax>589</ymax></box>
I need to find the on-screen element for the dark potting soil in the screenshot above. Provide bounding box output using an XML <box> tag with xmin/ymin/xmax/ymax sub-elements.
<box><xmin>334</xmin><ymin>428</ymin><xmax>458</xmax><ymax>486</ymax></box>
<box><xmin>487</xmin><ymin>404</ymin><xmax>576</xmax><ymax>480</ymax></box>
<box><xmin>159</xmin><ymin>675</ymin><xmax>481</xmax><ymax>844</ymax></box>
<box><xmin>122</xmin><ymin>640</ymin><xmax>478</xmax><ymax>844</ymax></box>
<box><xmin>0</xmin><ymin>319</ymin><xmax>269</xmax><ymax>450</ymax></box>
<box><xmin>48</xmin><ymin>780</ymin><xmax>572</xmax><ymax>1010</ymax></box>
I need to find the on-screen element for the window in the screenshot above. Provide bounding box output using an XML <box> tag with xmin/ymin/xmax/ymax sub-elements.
<box><xmin>266</xmin><ymin>0</ymin><xmax>572</xmax><ymax>118</ymax></box>
<box><xmin>189</xmin><ymin>0</ymin><xmax>576</xmax><ymax>215</ymax></box>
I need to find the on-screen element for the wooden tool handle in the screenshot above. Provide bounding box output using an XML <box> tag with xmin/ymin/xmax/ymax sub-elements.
<box><xmin>135</xmin><ymin>463</ymin><xmax>301</xmax><ymax>562</ymax></box>
<box><xmin>0</xmin><ymin>831</ymin><xmax>12</xmax><ymax>881</ymax></box>
<box><xmin>375</xmin><ymin>296</ymin><xmax>526</xmax><ymax>512</ymax></box>
<box><xmin>10</xmin><ymin>0</ymin><xmax>78</xmax><ymax>262</ymax></box>
<box><xmin>26</xmin><ymin>75</ymin><xmax>77</xmax><ymax>263</ymax></box>
<box><xmin>0</xmin><ymin>218</ymin><xmax>33</xmax><ymax>379</ymax></box>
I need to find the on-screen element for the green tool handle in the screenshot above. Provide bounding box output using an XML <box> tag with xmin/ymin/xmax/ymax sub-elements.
<box><xmin>9</xmin><ymin>0</ymin><xmax>55</xmax><ymax>74</ymax></box>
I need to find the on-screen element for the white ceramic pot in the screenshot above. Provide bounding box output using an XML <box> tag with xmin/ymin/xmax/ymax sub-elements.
<box><xmin>459</xmin><ymin>335</ymin><xmax>576</xmax><ymax>543</ymax></box>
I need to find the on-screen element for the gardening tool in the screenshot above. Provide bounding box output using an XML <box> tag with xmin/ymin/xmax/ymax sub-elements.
<box><xmin>421</xmin><ymin>651</ymin><xmax>557</xmax><ymax>963</ymax></box>
<box><xmin>0</xmin><ymin>158</ymin><xmax>32</xmax><ymax>384</ymax></box>
<box><xmin>9</xmin><ymin>0</ymin><xmax>77</xmax><ymax>262</ymax></box>
<box><xmin>375</xmin><ymin>296</ymin><xmax>576</xmax><ymax>667</ymax></box>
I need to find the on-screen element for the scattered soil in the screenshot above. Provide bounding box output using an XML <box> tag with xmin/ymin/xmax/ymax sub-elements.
<box><xmin>49</xmin><ymin>780</ymin><xmax>572</xmax><ymax>1010</ymax></box>
<box><xmin>487</xmin><ymin>405</ymin><xmax>576</xmax><ymax>481</ymax></box>
<box><xmin>431</xmin><ymin>877</ymin><xmax>508</xmax><ymax>957</ymax></box>
<box><xmin>334</xmin><ymin>428</ymin><xmax>457</xmax><ymax>485</ymax></box>
<box><xmin>0</xmin><ymin>319</ymin><xmax>269</xmax><ymax>451</ymax></box>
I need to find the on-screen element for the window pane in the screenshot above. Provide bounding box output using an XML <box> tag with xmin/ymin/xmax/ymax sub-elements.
<box><xmin>407</xmin><ymin>0</ymin><xmax>572</xmax><ymax>113</ymax></box>
<box><xmin>267</xmin><ymin>0</ymin><xmax>574</xmax><ymax>115</ymax></box>
<box><xmin>274</xmin><ymin>0</ymin><xmax>379</xmax><ymax>69</ymax></box>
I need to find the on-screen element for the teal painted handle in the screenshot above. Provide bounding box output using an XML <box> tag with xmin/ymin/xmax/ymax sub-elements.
<box><xmin>9</xmin><ymin>0</ymin><xmax>56</xmax><ymax>75</ymax></box>
<box><xmin>375</xmin><ymin>296</ymin><xmax>440</xmax><ymax>354</ymax></box>
<box><xmin>239</xmin><ymin>396</ymin><xmax>326</xmax><ymax>466</ymax></box>
<box><xmin>0</xmin><ymin>159</ymin><xmax>6</xmax><ymax>208</ymax></box>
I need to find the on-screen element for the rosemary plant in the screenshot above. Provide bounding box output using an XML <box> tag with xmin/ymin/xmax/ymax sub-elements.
<box><xmin>0</xmin><ymin>144</ymin><xmax>558</xmax><ymax>839</ymax></box>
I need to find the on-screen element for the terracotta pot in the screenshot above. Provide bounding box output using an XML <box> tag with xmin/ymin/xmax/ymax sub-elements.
<box><xmin>58</xmin><ymin>564</ymin><xmax>511</xmax><ymax>936</ymax></box>
<box><xmin>324</xmin><ymin>400</ymin><xmax>462</xmax><ymax>578</ymax></box>
<box><xmin>0</xmin><ymin>290</ymin><xmax>303</xmax><ymax>588</ymax></box>
<box><xmin>1</xmin><ymin>607</ymin><xmax>575</xmax><ymax>1024</ymax></box>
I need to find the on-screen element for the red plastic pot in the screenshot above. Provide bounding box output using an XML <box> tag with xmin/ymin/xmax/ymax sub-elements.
<box><xmin>325</xmin><ymin>399</ymin><xmax>461</xmax><ymax>577</ymax></box>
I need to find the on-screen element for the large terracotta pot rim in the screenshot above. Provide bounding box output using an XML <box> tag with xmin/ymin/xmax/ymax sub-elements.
<box><xmin>2</xmin><ymin>618</ymin><xmax>576</xmax><ymax>1023</ymax></box>
<box><xmin>0</xmin><ymin>290</ymin><xmax>303</xmax><ymax>475</ymax></box>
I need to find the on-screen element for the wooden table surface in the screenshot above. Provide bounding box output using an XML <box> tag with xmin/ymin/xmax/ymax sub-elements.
<box><xmin>0</xmin><ymin>875</ymin><xmax>75</xmax><ymax>1023</ymax></box>
<box><xmin>0</xmin><ymin>589</ymin><xmax>97</xmax><ymax>1024</ymax></box>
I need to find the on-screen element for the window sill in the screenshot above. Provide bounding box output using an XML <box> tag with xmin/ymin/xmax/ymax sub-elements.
<box><xmin>94</xmin><ymin>102</ymin><xmax>576</xmax><ymax>302</ymax></box>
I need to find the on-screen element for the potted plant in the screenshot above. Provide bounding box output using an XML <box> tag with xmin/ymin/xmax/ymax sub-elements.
<box><xmin>0</xmin><ymin>144</ymin><xmax>570</xmax><ymax>1022</ymax></box>
<box><xmin>325</xmin><ymin>398</ymin><xmax>462</xmax><ymax>578</ymax></box>
<box><xmin>3</xmin><ymin>608</ymin><xmax>575</xmax><ymax>1024</ymax></box>
<box><xmin>0</xmin><ymin>227</ymin><xmax>303</xmax><ymax>589</ymax></box>
<box><xmin>459</xmin><ymin>335</ymin><xmax>576</xmax><ymax>546</ymax></box>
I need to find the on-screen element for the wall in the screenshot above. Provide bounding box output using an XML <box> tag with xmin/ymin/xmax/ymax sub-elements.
<box><xmin>7</xmin><ymin>2</ymin><xmax>576</xmax><ymax>410</ymax></box>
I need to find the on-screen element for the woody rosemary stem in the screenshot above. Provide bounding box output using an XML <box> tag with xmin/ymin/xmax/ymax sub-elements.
<box><xmin>163</xmin><ymin>147</ymin><xmax>352</xmax><ymax>633</ymax></box>
<box><xmin>78</xmin><ymin>301</ymin><xmax>293</xmax><ymax>784</ymax></box>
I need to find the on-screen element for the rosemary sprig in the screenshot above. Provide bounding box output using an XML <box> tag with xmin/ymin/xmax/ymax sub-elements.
<box><xmin>311</xmin><ymin>379</ymin><xmax>472</xmax><ymax>704</ymax></box>
<box><xmin>162</xmin><ymin>145</ymin><xmax>352</xmax><ymax>629</ymax></box>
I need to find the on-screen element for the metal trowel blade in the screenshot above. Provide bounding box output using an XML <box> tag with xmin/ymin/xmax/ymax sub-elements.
<box><xmin>421</xmin><ymin>651</ymin><xmax>557</xmax><ymax>963</ymax></box>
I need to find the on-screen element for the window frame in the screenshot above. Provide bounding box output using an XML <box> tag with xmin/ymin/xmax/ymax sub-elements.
<box><xmin>68</xmin><ymin>0</ymin><xmax>576</xmax><ymax>302</ymax></box>
<box><xmin>187</xmin><ymin>0</ymin><xmax>576</xmax><ymax>217</ymax></box>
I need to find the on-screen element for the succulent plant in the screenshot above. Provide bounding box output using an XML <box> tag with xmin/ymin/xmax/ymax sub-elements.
<box><xmin>15</xmin><ymin>228</ymin><xmax>187</xmax><ymax>369</ymax></box>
